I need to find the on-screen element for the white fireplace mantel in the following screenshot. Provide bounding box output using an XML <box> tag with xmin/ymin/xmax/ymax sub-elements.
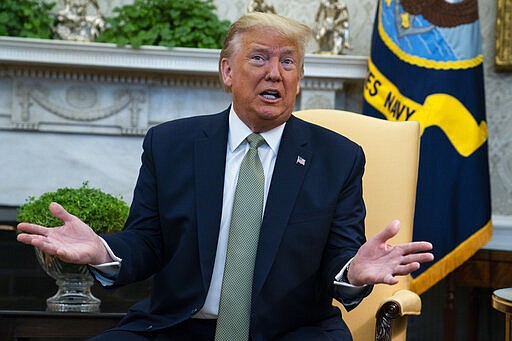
<box><xmin>0</xmin><ymin>36</ymin><xmax>367</xmax><ymax>79</ymax></box>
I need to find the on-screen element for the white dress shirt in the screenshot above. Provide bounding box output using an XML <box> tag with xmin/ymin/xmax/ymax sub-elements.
<box><xmin>194</xmin><ymin>107</ymin><xmax>284</xmax><ymax>318</ymax></box>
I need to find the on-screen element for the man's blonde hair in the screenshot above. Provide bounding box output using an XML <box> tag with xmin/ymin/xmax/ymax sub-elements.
<box><xmin>219</xmin><ymin>12</ymin><xmax>312</xmax><ymax>92</ymax></box>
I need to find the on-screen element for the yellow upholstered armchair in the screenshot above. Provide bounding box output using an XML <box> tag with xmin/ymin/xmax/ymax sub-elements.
<box><xmin>294</xmin><ymin>109</ymin><xmax>422</xmax><ymax>341</ymax></box>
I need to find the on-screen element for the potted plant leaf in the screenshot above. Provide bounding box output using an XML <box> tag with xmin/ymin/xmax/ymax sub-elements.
<box><xmin>0</xmin><ymin>0</ymin><xmax>56</xmax><ymax>39</ymax></box>
<box><xmin>95</xmin><ymin>0</ymin><xmax>230</xmax><ymax>48</ymax></box>
<box><xmin>16</xmin><ymin>181</ymin><xmax>129</xmax><ymax>312</ymax></box>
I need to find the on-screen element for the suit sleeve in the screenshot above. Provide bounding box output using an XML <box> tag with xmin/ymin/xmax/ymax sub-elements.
<box><xmin>101</xmin><ymin>127</ymin><xmax>165</xmax><ymax>287</ymax></box>
<box><xmin>323</xmin><ymin>144</ymin><xmax>373</xmax><ymax>310</ymax></box>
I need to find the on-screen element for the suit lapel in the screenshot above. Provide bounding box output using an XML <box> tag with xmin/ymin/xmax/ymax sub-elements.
<box><xmin>195</xmin><ymin>109</ymin><xmax>229</xmax><ymax>293</ymax></box>
<box><xmin>252</xmin><ymin>116</ymin><xmax>312</xmax><ymax>298</ymax></box>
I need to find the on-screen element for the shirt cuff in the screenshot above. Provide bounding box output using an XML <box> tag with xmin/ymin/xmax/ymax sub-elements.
<box><xmin>88</xmin><ymin>237</ymin><xmax>122</xmax><ymax>286</ymax></box>
<box><xmin>333</xmin><ymin>257</ymin><xmax>367</xmax><ymax>288</ymax></box>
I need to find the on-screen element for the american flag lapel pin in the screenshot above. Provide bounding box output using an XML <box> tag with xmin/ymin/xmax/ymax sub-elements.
<box><xmin>296</xmin><ymin>155</ymin><xmax>306</xmax><ymax>166</ymax></box>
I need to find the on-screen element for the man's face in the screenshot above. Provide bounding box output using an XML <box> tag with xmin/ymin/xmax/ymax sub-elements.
<box><xmin>220</xmin><ymin>27</ymin><xmax>302</xmax><ymax>132</ymax></box>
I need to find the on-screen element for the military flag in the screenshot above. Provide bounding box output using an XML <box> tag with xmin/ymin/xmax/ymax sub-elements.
<box><xmin>363</xmin><ymin>0</ymin><xmax>492</xmax><ymax>294</ymax></box>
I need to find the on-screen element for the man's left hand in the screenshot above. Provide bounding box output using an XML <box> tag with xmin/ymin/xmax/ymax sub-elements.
<box><xmin>347</xmin><ymin>220</ymin><xmax>434</xmax><ymax>286</ymax></box>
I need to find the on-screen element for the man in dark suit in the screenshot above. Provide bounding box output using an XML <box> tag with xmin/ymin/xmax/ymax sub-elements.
<box><xmin>17</xmin><ymin>12</ymin><xmax>433</xmax><ymax>340</ymax></box>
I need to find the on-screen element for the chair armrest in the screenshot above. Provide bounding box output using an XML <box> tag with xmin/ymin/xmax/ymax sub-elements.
<box><xmin>375</xmin><ymin>289</ymin><xmax>421</xmax><ymax>341</ymax></box>
<box><xmin>379</xmin><ymin>289</ymin><xmax>421</xmax><ymax>316</ymax></box>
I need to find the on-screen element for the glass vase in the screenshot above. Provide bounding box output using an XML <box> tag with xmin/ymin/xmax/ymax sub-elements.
<box><xmin>35</xmin><ymin>248</ymin><xmax>101</xmax><ymax>312</ymax></box>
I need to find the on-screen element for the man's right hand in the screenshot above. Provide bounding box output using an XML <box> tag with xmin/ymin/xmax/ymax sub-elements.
<box><xmin>17</xmin><ymin>202</ymin><xmax>113</xmax><ymax>265</ymax></box>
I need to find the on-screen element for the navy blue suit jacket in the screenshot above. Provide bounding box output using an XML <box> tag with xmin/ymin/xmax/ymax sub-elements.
<box><xmin>102</xmin><ymin>108</ymin><xmax>370</xmax><ymax>340</ymax></box>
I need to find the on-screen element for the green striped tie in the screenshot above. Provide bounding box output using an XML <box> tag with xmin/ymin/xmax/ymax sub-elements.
<box><xmin>215</xmin><ymin>133</ymin><xmax>266</xmax><ymax>341</ymax></box>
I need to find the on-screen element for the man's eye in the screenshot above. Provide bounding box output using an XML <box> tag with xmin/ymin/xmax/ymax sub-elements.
<box><xmin>282</xmin><ymin>59</ymin><xmax>294</xmax><ymax>65</ymax></box>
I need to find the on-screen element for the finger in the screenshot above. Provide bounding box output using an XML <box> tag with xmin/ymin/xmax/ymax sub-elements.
<box><xmin>398</xmin><ymin>241</ymin><xmax>433</xmax><ymax>255</ymax></box>
<box><xmin>392</xmin><ymin>262</ymin><xmax>421</xmax><ymax>276</ymax></box>
<box><xmin>17</xmin><ymin>222</ymin><xmax>50</xmax><ymax>237</ymax></box>
<box><xmin>400</xmin><ymin>252</ymin><xmax>434</xmax><ymax>265</ymax></box>
<box><xmin>383</xmin><ymin>273</ymin><xmax>399</xmax><ymax>285</ymax></box>
<box><xmin>23</xmin><ymin>236</ymin><xmax>74</xmax><ymax>262</ymax></box>
<box><xmin>48</xmin><ymin>202</ymin><xmax>75</xmax><ymax>224</ymax></box>
<box><xmin>372</xmin><ymin>220</ymin><xmax>400</xmax><ymax>244</ymax></box>
<box><xmin>17</xmin><ymin>233</ymin><xmax>56</xmax><ymax>254</ymax></box>
<box><xmin>16</xmin><ymin>232</ymin><xmax>40</xmax><ymax>245</ymax></box>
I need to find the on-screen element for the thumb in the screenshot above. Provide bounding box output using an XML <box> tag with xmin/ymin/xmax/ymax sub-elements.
<box><xmin>48</xmin><ymin>202</ymin><xmax>75</xmax><ymax>224</ymax></box>
<box><xmin>373</xmin><ymin>220</ymin><xmax>401</xmax><ymax>244</ymax></box>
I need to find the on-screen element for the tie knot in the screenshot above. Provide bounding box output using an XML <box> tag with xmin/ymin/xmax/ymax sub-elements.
<box><xmin>246</xmin><ymin>133</ymin><xmax>265</xmax><ymax>149</ymax></box>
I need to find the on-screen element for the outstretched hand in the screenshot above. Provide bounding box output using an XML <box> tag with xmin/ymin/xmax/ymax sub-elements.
<box><xmin>347</xmin><ymin>220</ymin><xmax>434</xmax><ymax>286</ymax></box>
<box><xmin>17</xmin><ymin>202</ymin><xmax>112</xmax><ymax>265</ymax></box>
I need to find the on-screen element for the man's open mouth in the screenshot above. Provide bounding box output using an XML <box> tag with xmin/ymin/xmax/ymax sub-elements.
<box><xmin>260</xmin><ymin>90</ymin><xmax>281</xmax><ymax>100</ymax></box>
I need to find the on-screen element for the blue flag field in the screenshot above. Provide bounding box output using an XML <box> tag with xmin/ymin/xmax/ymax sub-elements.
<box><xmin>362</xmin><ymin>0</ymin><xmax>492</xmax><ymax>295</ymax></box>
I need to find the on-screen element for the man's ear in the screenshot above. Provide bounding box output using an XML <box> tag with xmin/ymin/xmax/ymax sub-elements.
<box><xmin>220</xmin><ymin>58</ymin><xmax>232</xmax><ymax>88</ymax></box>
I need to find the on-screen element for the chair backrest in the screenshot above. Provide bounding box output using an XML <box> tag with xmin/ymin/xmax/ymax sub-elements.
<box><xmin>293</xmin><ymin>109</ymin><xmax>421</xmax><ymax>341</ymax></box>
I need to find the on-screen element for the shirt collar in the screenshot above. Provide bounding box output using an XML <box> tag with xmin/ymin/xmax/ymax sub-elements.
<box><xmin>228</xmin><ymin>105</ymin><xmax>286</xmax><ymax>155</ymax></box>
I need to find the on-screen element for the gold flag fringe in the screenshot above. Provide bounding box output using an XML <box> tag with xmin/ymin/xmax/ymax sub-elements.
<box><xmin>410</xmin><ymin>220</ymin><xmax>493</xmax><ymax>295</ymax></box>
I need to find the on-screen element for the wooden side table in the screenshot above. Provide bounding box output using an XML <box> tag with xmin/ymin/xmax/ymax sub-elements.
<box><xmin>492</xmin><ymin>288</ymin><xmax>512</xmax><ymax>341</ymax></box>
<box><xmin>0</xmin><ymin>310</ymin><xmax>124</xmax><ymax>340</ymax></box>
